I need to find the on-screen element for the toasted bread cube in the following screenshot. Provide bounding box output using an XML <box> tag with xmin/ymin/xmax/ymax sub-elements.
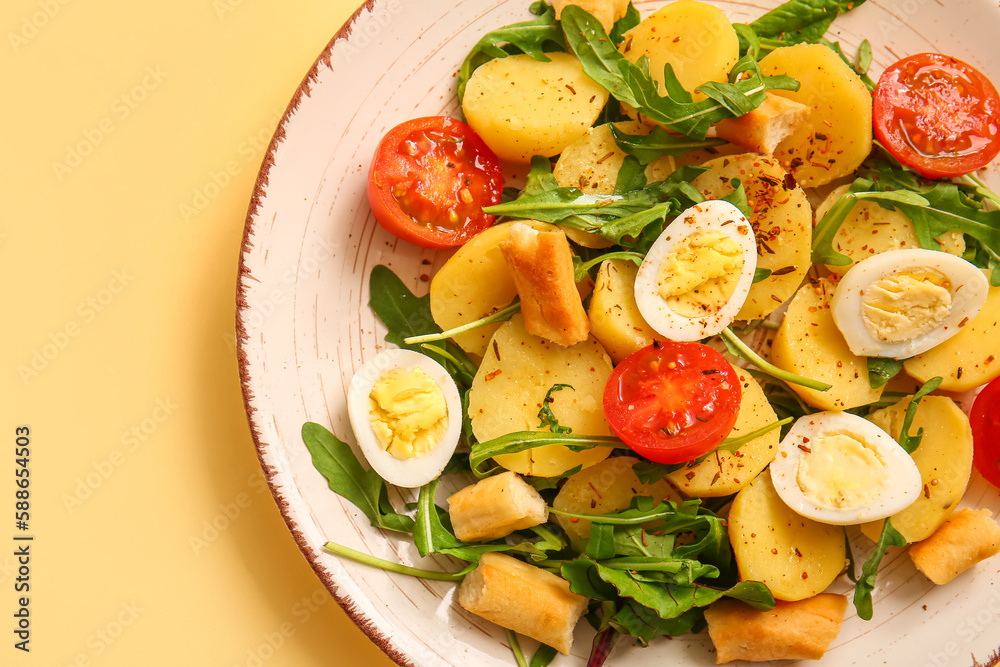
<box><xmin>458</xmin><ymin>552</ymin><xmax>588</xmax><ymax>654</ymax></box>
<box><xmin>499</xmin><ymin>222</ymin><xmax>590</xmax><ymax>347</ymax></box>
<box><xmin>714</xmin><ymin>93</ymin><xmax>810</xmax><ymax>156</ymax></box>
<box><xmin>704</xmin><ymin>594</ymin><xmax>847</xmax><ymax>663</ymax></box>
<box><xmin>447</xmin><ymin>471</ymin><xmax>548</xmax><ymax>542</ymax></box>
<box><xmin>909</xmin><ymin>508</ymin><xmax>1000</xmax><ymax>585</ymax></box>
<box><xmin>552</xmin><ymin>0</ymin><xmax>630</xmax><ymax>33</ymax></box>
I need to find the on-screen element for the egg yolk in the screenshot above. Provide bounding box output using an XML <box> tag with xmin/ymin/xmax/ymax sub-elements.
<box><xmin>368</xmin><ymin>366</ymin><xmax>448</xmax><ymax>459</ymax></box>
<box><xmin>654</xmin><ymin>230</ymin><xmax>744</xmax><ymax>318</ymax></box>
<box><xmin>861</xmin><ymin>269</ymin><xmax>952</xmax><ymax>343</ymax></box>
<box><xmin>795</xmin><ymin>431</ymin><xmax>889</xmax><ymax>511</ymax></box>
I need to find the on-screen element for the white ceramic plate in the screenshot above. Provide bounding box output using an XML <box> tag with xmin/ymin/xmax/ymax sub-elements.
<box><xmin>237</xmin><ymin>2</ymin><xmax>1000</xmax><ymax>665</ymax></box>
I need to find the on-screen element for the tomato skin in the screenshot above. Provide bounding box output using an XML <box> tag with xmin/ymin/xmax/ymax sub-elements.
<box><xmin>970</xmin><ymin>376</ymin><xmax>1000</xmax><ymax>489</ymax></box>
<box><xmin>367</xmin><ymin>116</ymin><xmax>504</xmax><ymax>248</ymax></box>
<box><xmin>874</xmin><ymin>53</ymin><xmax>1000</xmax><ymax>179</ymax></box>
<box><xmin>603</xmin><ymin>342</ymin><xmax>742</xmax><ymax>465</ymax></box>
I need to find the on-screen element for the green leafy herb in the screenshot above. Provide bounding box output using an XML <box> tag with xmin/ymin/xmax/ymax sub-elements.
<box><xmin>721</xmin><ymin>327</ymin><xmax>831</xmax><ymax>391</ymax></box>
<box><xmin>529</xmin><ymin>643</ymin><xmax>558</xmax><ymax>667</ymax></box>
<box><xmin>560</xmin><ymin>6</ymin><xmax>799</xmax><ymax>139</ymax></box>
<box><xmin>457</xmin><ymin>2</ymin><xmax>564</xmax><ymax>102</ymax></box>
<box><xmin>414</xmin><ymin>479</ymin><xmax>510</xmax><ymax>561</ymax></box>
<box><xmin>609</xmin><ymin>124</ymin><xmax>726</xmax><ymax>165</ymax></box>
<box><xmin>614</xmin><ymin>154</ymin><xmax>647</xmax><ymax>194</ymax></box>
<box><xmin>301</xmin><ymin>422</ymin><xmax>414</xmax><ymax>533</ymax></box>
<box><xmin>745</xmin><ymin>0</ymin><xmax>868</xmax><ymax>55</ymax></box>
<box><xmin>608</xmin><ymin>2</ymin><xmax>640</xmax><ymax>44</ymax></box>
<box><xmin>404</xmin><ymin>299</ymin><xmax>520</xmax><ymax>346</ymax></box>
<box><xmin>322</xmin><ymin>541</ymin><xmax>474</xmax><ymax>581</ymax></box>
<box><xmin>853</xmin><ymin>518</ymin><xmax>906</xmax><ymax>620</ymax></box>
<box><xmin>897</xmin><ymin>377</ymin><xmax>943</xmax><ymax>453</ymax></box>
<box><xmin>469</xmin><ymin>431</ymin><xmax>621</xmax><ymax>478</ymax></box>
<box><xmin>867</xmin><ymin>357</ymin><xmax>904</xmax><ymax>389</ymax></box>
<box><xmin>537</xmin><ymin>384</ymin><xmax>575</xmax><ymax>433</ymax></box>
<box><xmin>753</xmin><ymin>268</ymin><xmax>773</xmax><ymax>283</ymax></box>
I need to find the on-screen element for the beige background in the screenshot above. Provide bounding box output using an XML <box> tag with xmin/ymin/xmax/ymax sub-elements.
<box><xmin>2</xmin><ymin>0</ymin><xmax>395</xmax><ymax>664</ymax></box>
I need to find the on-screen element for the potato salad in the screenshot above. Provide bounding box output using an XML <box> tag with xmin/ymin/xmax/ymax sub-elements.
<box><xmin>303</xmin><ymin>0</ymin><xmax>1000</xmax><ymax>664</ymax></box>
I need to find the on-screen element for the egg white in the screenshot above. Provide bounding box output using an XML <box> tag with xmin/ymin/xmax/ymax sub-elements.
<box><xmin>346</xmin><ymin>348</ymin><xmax>463</xmax><ymax>488</ymax></box>
<box><xmin>770</xmin><ymin>411</ymin><xmax>922</xmax><ymax>525</ymax></box>
<box><xmin>831</xmin><ymin>248</ymin><xmax>989</xmax><ymax>359</ymax></box>
<box><xmin>634</xmin><ymin>200</ymin><xmax>757</xmax><ymax>341</ymax></box>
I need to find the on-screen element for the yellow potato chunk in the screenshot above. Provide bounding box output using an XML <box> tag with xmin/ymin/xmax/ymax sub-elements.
<box><xmin>815</xmin><ymin>184</ymin><xmax>966</xmax><ymax>276</ymax></box>
<box><xmin>904</xmin><ymin>275</ymin><xmax>1000</xmax><ymax>392</ymax></box>
<box><xmin>860</xmin><ymin>395</ymin><xmax>974</xmax><ymax>543</ymax></box>
<box><xmin>729</xmin><ymin>474</ymin><xmax>846</xmax><ymax>602</ymax></box>
<box><xmin>552</xmin><ymin>456</ymin><xmax>683</xmax><ymax>541</ymax></box>
<box><xmin>771</xmin><ymin>279</ymin><xmax>883</xmax><ymax>410</ymax></box>
<box><xmin>468</xmin><ymin>315</ymin><xmax>613</xmax><ymax>477</ymax></box>
<box><xmin>463</xmin><ymin>52</ymin><xmax>609</xmax><ymax>163</ymax></box>
<box><xmin>552</xmin><ymin>0</ymin><xmax>630</xmax><ymax>34</ymax></box>
<box><xmin>429</xmin><ymin>220</ymin><xmax>551</xmax><ymax>358</ymax></box>
<box><xmin>619</xmin><ymin>1</ymin><xmax>738</xmax><ymax>103</ymax></box>
<box><xmin>668</xmin><ymin>367</ymin><xmax>779</xmax><ymax>497</ymax></box>
<box><xmin>691</xmin><ymin>154</ymin><xmax>812</xmax><ymax>320</ymax></box>
<box><xmin>587</xmin><ymin>258</ymin><xmax>658</xmax><ymax>364</ymax></box>
<box><xmin>759</xmin><ymin>44</ymin><xmax>873</xmax><ymax>187</ymax></box>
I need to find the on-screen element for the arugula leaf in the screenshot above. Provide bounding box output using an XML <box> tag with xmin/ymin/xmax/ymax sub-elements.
<box><xmin>529</xmin><ymin>643</ymin><xmax>558</xmax><ymax>667</ymax></box>
<box><xmin>868</xmin><ymin>357</ymin><xmax>904</xmax><ymax>389</ymax></box>
<box><xmin>301</xmin><ymin>422</ymin><xmax>414</xmax><ymax>533</ymax></box>
<box><xmin>609</xmin><ymin>602</ymin><xmax>701</xmax><ymax>646</ymax></box>
<box><xmin>614</xmin><ymin>155</ymin><xmax>647</xmax><ymax>194</ymax></box>
<box><xmin>747</xmin><ymin>0</ymin><xmax>868</xmax><ymax>54</ymax></box>
<box><xmin>609</xmin><ymin>124</ymin><xmax>726</xmax><ymax>165</ymax></box>
<box><xmin>457</xmin><ymin>2</ymin><xmax>565</xmax><ymax>102</ymax></box>
<box><xmin>469</xmin><ymin>431</ymin><xmax>621</xmax><ymax>478</ymax></box>
<box><xmin>537</xmin><ymin>384</ymin><xmax>575</xmax><ymax>433</ymax></box>
<box><xmin>897</xmin><ymin>377</ymin><xmax>943</xmax><ymax>453</ymax></box>
<box><xmin>560</xmin><ymin>6</ymin><xmax>799</xmax><ymax>139</ymax></box>
<box><xmin>413</xmin><ymin>479</ymin><xmax>510</xmax><ymax>561</ymax></box>
<box><xmin>853</xmin><ymin>518</ymin><xmax>906</xmax><ymax>620</ymax></box>
<box><xmin>608</xmin><ymin>2</ymin><xmax>640</xmax><ymax>44</ymax></box>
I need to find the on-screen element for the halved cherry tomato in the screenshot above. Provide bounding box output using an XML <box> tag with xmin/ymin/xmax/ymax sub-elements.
<box><xmin>603</xmin><ymin>342</ymin><xmax>742</xmax><ymax>465</ymax></box>
<box><xmin>970</xmin><ymin>376</ymin><xmax>1000</xmax><ymax>489</ymax></box>
<box><xmin>874</xmin><ymin>53</ymin><xmax>1000</xmax><ymax>179</ymax></box>
<box><xmin>367</xmin><ymin>116</ymin><xmax>504</xmax><ymax>248</ymax></box>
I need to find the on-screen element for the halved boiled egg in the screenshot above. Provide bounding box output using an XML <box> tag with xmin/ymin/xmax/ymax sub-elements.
<box><xmin>831</xmin><ymin>248</ymin><xmax>989</xmax><ymax>359</ymax></box>
<box><xmin>770</xmin><ymin>411</ymin><xmax>921</xmax><ymax>525</ymax></box>
<box><xmin>346</xmin><ymin>348</ymin><xmax>462</xmax><ymax>488</ymax></box>
<box><xmin>634</xmin><ymin>200</ymin><xmax>757</xmax><ymax>341</ymax></box>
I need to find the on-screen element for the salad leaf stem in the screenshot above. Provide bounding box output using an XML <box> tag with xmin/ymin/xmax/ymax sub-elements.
<box><xmin>853</xmin><ymin>518</ymin><xmax>906</xmax><ymax>620</ymax></box>
<box><xmin>404</xmin><ymin>300</ymin><xmax>521</xmax><ymax>345</ymax></box>
<box><xmin>322</xmin><ymin>541</ymin><xmax>474</xmax><ymax>581</ymax></box>
<box><xmin>720</xmin><ymin>328</ymin><xmax>831</xmax><ymax>391</ymax></box>
<box><xmin>574</xmin><ymin>251</ymin><xmax>644</xmax><ymax>282</ymax></box>
<box><xmin>506</xmin><ymin>630</ymin><xmax>530</xmax><ymax>667</ymax></box>
<box><xmin>897</xmin><ymin>377</ymin><xmax>943</xmax><ymax>453</ymax></box>
<box><xmin>470</xmin><ymin>432</ymin><xmax>621</xmax><ymax>478</ymax></box>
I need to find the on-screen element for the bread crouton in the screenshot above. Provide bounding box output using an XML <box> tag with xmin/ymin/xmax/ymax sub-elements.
<box><xmin>499</xmin><ymin>222</ymin><xmax>591</xmax><ymax>347</ymax></box>
<box><xmin>704</xmin><ymin>594</ymin><xmax>848</xmax><ymax>663</ymax></box>
<box><xmin>457</xmin><ymin>552</ymin><xmax>588</xmax><ymax>654</ymax></box>
<box><xmin>551</xmin><ymin>0</ymin><xmax>630</xmax><ymax>33</ymax></box>
<box><xmin>447</xmin><ymin>471</ymin><xmax>548</xmax><ymax>542</ymax></box>
<box><xmin>714</xmin><ymin>93</ymin><xmax>810</xmax><ymax>156</ymax></box>
<box><xmin>909</xmin><ymin>508</ymin><xmax>1000</xmax><ymax>585</ymax></box>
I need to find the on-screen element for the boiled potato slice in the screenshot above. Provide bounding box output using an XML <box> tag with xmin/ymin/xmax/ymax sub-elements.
<box><xmin>759</xmin><ymin>44</ymin><xmax>872</xmax><ymax>187</ymax></box>
<box><xmin>691</xmin><ymin>154</ymin><xmax>812</xmax><ymax>320</ymax></box>
<box><xmin>552</xmin><ymin>456</ymin><xmax>683</xmax><ymax>541</ymax></box>
<box><xmin>860</xmin><ymin>395</ymin><xmax>974</xmax><ymax>543</ymax></box>
<box><xmin>729</xmin><ymin>473</ymin><xmax>846</xmax><ymax>602</ymax></box>
<box><xmin>587</xmin><ymin>258</ymin><xmax>658</xmax><ymax>364</ymax></box>
<box><xmin>667</xmin><ymin>367</ymin><xmax>779</xmax><ymax>497</ymax></box>
<box><xmin>619</xmin><ymin>1</ymin><xmax>738</xmax><ymax>103</ymax></box>
<box><xmin>468</xmin><ymin>315</ymin><xmax>613</xmax><ymax>476</ymax></box>
<box><xmin>904</xmin><ymin>276</ymin><xmax>1000</xmax><ymax>392</ymax></box>
<box><xmin>552</xmin><ymin>0</ymin><xmax>630</xmax><ymax>33</ymax></box>
<box><xmin>430</xmin><ymin>220</ymin><xmax>551</xmax><ymax>358</ymax></box>
<box><xmin>771</xmin><ymin>279</ymin><xmax>883</xmax><ymax>410</ymax></box>
<box><xmin>463</xmin><ymin>52</ymin><xmax>609</xmax><ymax>163</ymax></box>
<box><xmin>815</xmin><ymin>184</ymin><xmax>965</xmax><ymax>276</ymax></box>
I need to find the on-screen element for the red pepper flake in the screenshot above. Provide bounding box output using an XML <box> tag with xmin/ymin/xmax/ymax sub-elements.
<box><xmin>798</xmin><ymin>444</ymin><xmax>812</xmax><ymax>453</ymax></box>
<box><xmin>588</xmin><ymin>481</ymin><xmax>604</xmax><ymax>499</ymax></box>
<box><xmin>484</xmin><ymin>369</ymin><xmax>502</xmax><ymax>381</ymax></box>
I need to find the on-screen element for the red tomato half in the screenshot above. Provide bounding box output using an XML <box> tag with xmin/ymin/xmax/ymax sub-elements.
<box><xmin>603</xmin><ymin>342</ymin><xmax>742</xmax><ymax>465</ymax></box>
<box><xmin>970</xmin><ymin>376</ymin><xmax>1000</xmax><ymax>489</ymax></box>
<box><xmin>874</xmin><ymin>53</ymin><xmax>1000</xmax><ymax>179</ymax></box>
<box><xmin>367</xmin><ymin>116</ymin><xmax>504</xmax><ymax>248</ymax></box>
